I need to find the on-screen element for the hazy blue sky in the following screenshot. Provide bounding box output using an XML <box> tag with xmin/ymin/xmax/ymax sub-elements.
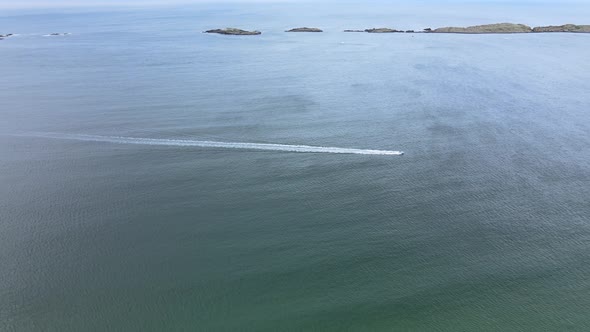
<box><xmin>0</xmin><ymin>0</ymin><xmax>296</xmax><ymax>9</ymax></box>
<box><xmin>0</xmin><ymin>0</ymin><xmax>293</xmax><ymax>9</ymax></box>
<box><xmin>2</xmin><ymin>0</ymin><xmax>589</xmax><ymax>29</ymax></box>
<box><xmin>2</xmin><ymin>0</ymin><xmax>588</xmax><ymax>9</ymax></box>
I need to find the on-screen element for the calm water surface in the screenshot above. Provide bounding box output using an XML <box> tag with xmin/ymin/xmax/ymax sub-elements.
<box><xmin>1</xmin><ymin>3</ymin><xmax>590</xmax><ymax>331</ymax></box>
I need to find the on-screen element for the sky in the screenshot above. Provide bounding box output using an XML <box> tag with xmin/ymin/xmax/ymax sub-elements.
<box><xmin>0</xmin><ymin>0</ymin><xmax>590</xmax><ymax>13</ymax></box>
<box><xmin>1</xmin><ymin>0</ymin><xmax>588</xmax><ymax>9</ymax></box>
<box><xmin>0</xmin><ymin>0</ymin><xmax>297</xmax><ymax>9</ymax></box>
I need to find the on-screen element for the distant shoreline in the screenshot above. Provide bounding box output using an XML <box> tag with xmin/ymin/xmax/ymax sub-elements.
<box><xmin>3</xmin><ymin>23</ymin><xmax>589</xmax><ymax>40</ymax></box>
<box><xmin>202</xmin><ymin>24</ymin><xmax>590</xmax><ymax>35</ymax></box>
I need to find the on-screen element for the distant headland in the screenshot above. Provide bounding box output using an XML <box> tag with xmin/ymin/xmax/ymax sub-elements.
<box><xmin>432</xmin><ymin>23</ymin><xmax>532</xmax><ymax>33</ymax></box>
<box><xmin>354</xmin><ymin>23</ymin><xmax>590</xmax><ymax>34</ymax></box>
<box><xmin>532</xmin><ymin>24</ymin><xmax>590</xmax><ymax>33</ymax></box>
<box><xmin>431</xmin><ymin>23</ymin><xmax>590</xmax><ymax>33</ymax></box>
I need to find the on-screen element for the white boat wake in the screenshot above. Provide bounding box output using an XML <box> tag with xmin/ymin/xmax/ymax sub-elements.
<box><xmin>16</xmin><ymin>133</ymin><xmax>404</xmax><ymax>156</ymax></box>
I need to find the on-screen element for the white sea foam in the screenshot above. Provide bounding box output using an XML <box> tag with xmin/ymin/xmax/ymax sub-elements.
<box><xmin>22</xmin><ymin>133</ymin><xmax>404</xmax><ymax>156</ymax></box>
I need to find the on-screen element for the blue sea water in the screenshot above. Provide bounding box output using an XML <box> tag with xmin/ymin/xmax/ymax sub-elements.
<box><xmin>1</xmin><ymin>2</ymin><xmax>590</xmax><ymax>331</ymax></box>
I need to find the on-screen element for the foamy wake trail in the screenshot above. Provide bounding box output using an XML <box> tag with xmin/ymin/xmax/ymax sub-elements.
<box><xmin>23</xmin><ymin>133</ymin><xmax>404</xmax><ymax>156</ymax></box>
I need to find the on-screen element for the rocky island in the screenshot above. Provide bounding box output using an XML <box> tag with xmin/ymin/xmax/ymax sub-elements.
<box><xmin>0</xmin><ymin>33</ymin><xmax>14</xmax><ymax>40</ymax></box>
<box><xmin>533</xmin><ymin>24</ymin><xmax>590</xmax><ymax>33</ymax></box>
<box><xmin>433</xmin><ymin>23</ymin><xmax>533</xmax><ymax>33</ymax></box>
<box><xmin>343</xmin><ymin>28</ymin><xmax>404</xmax><ymax>33</ymax></box>
<box><xmin>365</xmin><ymin>28</ymin><xmax>404</xmax><ymax>33</ymax></box>
<box><xmin>204</xmin><ymin>28</ymin><xmax>261</xmax><ymax>35</ymax></box>
<box><xmin>286</xmin><ymin>27</ymin><xmax>323</xmax><ymax>32</ymax></box>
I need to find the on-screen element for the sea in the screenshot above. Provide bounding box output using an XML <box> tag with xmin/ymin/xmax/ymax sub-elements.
<box><xmin>1</xmin><ymin>1</ymin><xmax>590</xmax><ymax>331</ymax></box>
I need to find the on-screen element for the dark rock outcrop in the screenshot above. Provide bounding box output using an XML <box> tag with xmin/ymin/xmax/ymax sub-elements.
<box><xmin>204</xmin><ymin>28</ymin><xmax>261</xmax><ymax>35</ymax></box>
<box><xmin>365</xmin><ymin>28</ymin><xmax>404</xmax><ymax>33</ymax></box>
<box><xmin>423</xmin><ymin>28</ymin><xmax>433</xmax><ymax>33</ymax></box>
<box><xmin>405</xmin><ymin>30</ymin><xmax>415</xmax><ymax>33</ymax></box>
<box><xmin>533</xmin><ymin>24</ymin><xmax>590</xmax><ymax>33</ymax></box>
<box><xmin>286</xmin><ymin>27</ymin><xmax>323</xmax><ymax>32</ymax></box>
<box><xmin>433</xmin><ymin>23</ymin><xmax>532</xmax><ymax>34</ymax></box>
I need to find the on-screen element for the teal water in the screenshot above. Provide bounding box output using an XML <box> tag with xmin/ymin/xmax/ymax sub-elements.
<box><xmin>1</xmin><ymin>3</ymin><xmax>590</xmax><ymax>331</ymax></box>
